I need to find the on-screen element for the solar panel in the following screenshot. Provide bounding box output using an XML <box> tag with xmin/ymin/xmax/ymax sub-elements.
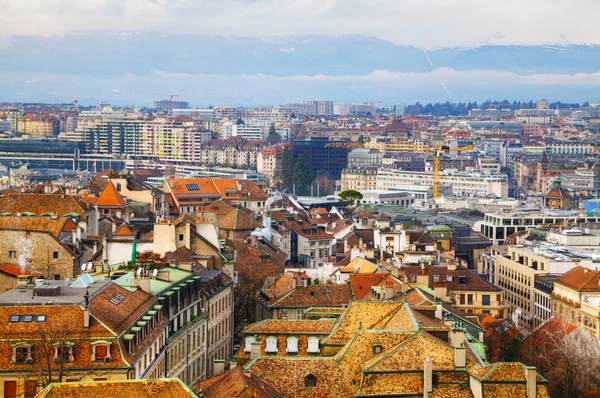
<box><xmin>186</xmin><ymin>183</ymin><xmax>200</xmax><ymax>191</ymax></box>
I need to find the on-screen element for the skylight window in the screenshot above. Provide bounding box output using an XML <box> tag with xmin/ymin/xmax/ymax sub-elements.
<box><xmin>109</xmin><ymin>298</ymin><xmax>120</xmax><ymax>305</ymax></box>
<box><xmin>36</xmin><ymin>315</ymin><xmax>46</xmax><ymax>322</ymax></box>
<box><xmin>9</xmin><ymin>315</ymin><xmax>19</xmax><ymax>323</ymax></box>
<box><xmin>114</xmin><ymin>293</ymin><xmax>125</xmax><ymax>301</ymax></box>
<box><xmin>186</xmin><ymin>183</ymin><xmax>200</xmax><ymax>191</ymax></box>
<box><xmin>22</xmin><ymin>315</ymin><xmax>33</xmax><ymax>322</ymax></box>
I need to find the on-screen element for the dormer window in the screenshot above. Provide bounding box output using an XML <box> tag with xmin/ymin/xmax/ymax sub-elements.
<box><xmin>54</xmin><ymin>343</ymin><xmax>75</xmax><ymax>363</ymax></box>
<box><xmin>13</xmin><ymin>344</ymin><xmax>32</xmax><ymax>364</ymax></box>
<box><xmin>304</xmin><ymin>373</ymin><xmax>317</xmax><ymax>388</ymax></box>
<box><xmin>244</xmin><ymin>336</ymin><xmax>255</xmax><ymax>353</ymax></box>
<box><xmin>91</xmin><ymin>341</ymin><xmax>112</xmax><ymax>362</ymax></box>
<box><xmin>265</xmin><ymin>336</ymin><xmax>278</xmax><ymax>354</ymax></box>
<box><xmin>307</xmin><ymin>337</ymin><xmax>320</xmax><ymax>354</ymax></box>
<box><xmin>372</xmin><ymin>343</ymin><xmax>383</xmax><ymax>355</ymax></box>
<box><xmin>286</xmin><ymin>336</ymin><xmax>298</xmax><ymax>354</ymax></box>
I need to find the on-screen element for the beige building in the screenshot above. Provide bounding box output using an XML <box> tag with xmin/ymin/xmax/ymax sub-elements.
<box><xmin>552</xmin><ymin>266</ymin><xmax>600</xmax><ymax>340</ymax></box>
<box><xmin>493</xmin><ymin>245</ymin><xmax>588</xmax><ymax>328</ymax></box>
<box><xmin>339</xmin><ymin>167</ymin><xmax>378</xmax><ymax>191</ymax></box>
<box><xmin>17</xmin><ymin>117</ymin><xmax>58</xmax><ymax>137</ymax></box>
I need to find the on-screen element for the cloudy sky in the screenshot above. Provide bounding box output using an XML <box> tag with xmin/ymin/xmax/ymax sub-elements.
<box><xmin>1</xmin><ymin>0</ymin><xmax>599</xmax><ymax>105</ymax></box>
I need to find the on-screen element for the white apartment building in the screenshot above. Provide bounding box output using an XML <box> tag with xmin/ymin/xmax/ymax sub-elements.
<box><xmin>139</xmin><ymin>118</ymin><xmax>209</xmax><ymax>162</ymax></box>
<box><xmin>232</xmin><ymin>124</ymin><xmax>264</xmax><ymax>141</ymax></box>
<box><xmin>375</xmin><ymin>169</ymin><xmax>508</xmax><ymax>199</ymax></box>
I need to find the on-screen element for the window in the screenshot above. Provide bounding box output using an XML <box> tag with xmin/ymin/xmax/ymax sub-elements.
<box><xmin>8</xmin><ymin>251</ymin><xmax>16</xmax><ymax>259</ymax></box>
<box><xmin>244</xmin><ymin>337</ymin><xmax>255</xmax><ymax>353</ymax></box>
<box><xmin>54</xmin><ymin>274</ymin><xmax>60</xmax><ymax>281</ymax></box>
<box><xmin>265</xmin><ymin>336</ymin><xmax>278</xmax><ymax>353</ymax></box>
<box><xmin>55</xmin><ymin>344</ymin><xmax>74</xmax><ymax>363</ymax></box>
<box><xmin>91</xmin><ymin>343</ymin><xmax>111</xmax><ymax>362</ymax></box>
<box><xmin>307</xmin><ymin>337</ymin><xmax>320</xmax><ymax>354</ymax></box>
<box><xmin>482</xmin><ymin>295</ymin><xmax>491</xmax><ymax>306</ymax></box>
<box><xmin>24</xmin><ymin>380</ymin><xmax>37</xmax><ymax>398</ymax></box>
<box><xmin>372</xmin><ymin>343</ymin><xmax>382</xmax><ymax>355</ymax></box>
<box><xmin>22</xmin><ymin>315</ymin><xmax>33</xmax><ymax>322</ymax></box>
<box><xmin>178</xmin><ymin>234</ymin><xmax>184</xmax><ymax>242</ymax></box>
<box><xmin>304</xmin><ymin>373</ymin><xmax>317</xmax><ymax>388</ymax></box>
<box><xmin>9</xmin><ymin>315</ymin><xmax>19</xmax><ymax>323</ymax></box>
<box><xmin>286</xmin><ymin>337</ymin><xmax>298</xmax><ymax>354</ymax></box>
<box><xmin>53</xmin><ymin>251</ymin><xmax>59</xmax><ymax>259</ymax></box>
<box><xmin>14</xmin><ymin>345</ymin><xmax>32</xmax><ymax>364</ymax></box>
<box><xmin>116</xmin><ymin>183</ymin><xmax>121</xmax><ymax>192</ymax></box>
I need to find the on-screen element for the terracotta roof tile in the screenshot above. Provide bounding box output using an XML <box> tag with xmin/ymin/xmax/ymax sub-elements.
<box><xmin>245</xmin><ymin>319</ymin><xmax>336</xmax><ymax>335</ymax></box>
<box><xmin>0</xmin><ymin>193</ymin><xmax>88</xmax><ymax>216</ymax></box>
<box><xmin>113</xmin><ymin>223</ymin><xmax>134</xmax><ymax>236</ymax></box>
<box><xmin>0</xmin><ymin>263</ymin><xmax>41</xmax><ymax>278</ymax></box>
<box><xmin>218</xmin><ymin>208</ymin><xmax>262</xmax><ymax>230</ymax></box>
<box><xmin>95</xmin><ymin>181</ymin><xmax>128</xmax><ymax>208</ymax></box>
<box><xmin>37</xmin><ymin>378</ymin><xmax>196</xmax><ymax>398</ymax></box>
<box><xmin>556</xmin><ymin>265</ymin><xmax>600</xmax><ymax>292</ymax></box>
<box><xmin>273</xmin><ymin>284</ymin><xmax>352</xmax><ymax>309</ymax></box>
<box><xmin>0</xmin><ymin>216</ymin><xmax>73</xmax><ymax>238</ymax></box>
<box><xmin>339</xmin><ymin>257</ymin><xmax>378</xmax><ymax>274</ymax></box>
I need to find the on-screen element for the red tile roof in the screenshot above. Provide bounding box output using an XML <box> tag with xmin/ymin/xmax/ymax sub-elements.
<box><xmin>0</xmin><ymin>263</ymin><xmax>41</xmax><ymax>278</ymax></box>
<box><xmin>37</xmin><ymin>378</ymin><xmax>196</xmax><ymax>398</ymax></box>
<box><xmin>556</xmin><ymin>265</ymin><xmax>600</xmax><ymax>292</ymax></box>
<box><xmin>95</xmin><ymin>181</ymin><xmax>128</xmax><ymax>208</ymax></box>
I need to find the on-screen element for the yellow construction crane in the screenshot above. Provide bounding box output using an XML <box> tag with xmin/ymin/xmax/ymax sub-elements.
<box><xmin>429</xmin><ymin>145</ymin><xmax>474</xmax><ymax>199</ymax></box>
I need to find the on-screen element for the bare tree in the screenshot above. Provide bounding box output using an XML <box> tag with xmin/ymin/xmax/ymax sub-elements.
<box><xmin>520</xmin><ymin>319</ymin><xmax>600</xmax><ymax>397</ymax></box>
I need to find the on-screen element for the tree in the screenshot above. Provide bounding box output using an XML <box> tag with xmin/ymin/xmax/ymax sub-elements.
<box><xmin>291</xmin><ymin>155</ymin><xmax>313</xmax><ymax>195</ymax></box>
<box><xmin>281</xmin><ymin>146</ymin><xmax>293</xmax><ymax>190</ymax></box>
<box><xmin>236</xmin><ymin>118</ymin><xmax>244</xmax><ymax>125</ymax></box>
<box><xmin>266</xmin><ymin>124</ymin><xmax>280</xmax><ymax>145</ymax></box>
<box><xmin>338</xmin><ymin>190</ymin><xmax>363</xmax><ymax>206</ymax></box>
<box><xmin>290</xmin><ymin>112</ymin><xmax>296</xmax><ymax>119</ymax></box>
<box><xmin>519</xmin><ymin>320</ymin><xmax>600</xmax><ymax>397</ymax></box>
<box><xmin>357</xmin><ymin>134</ymin><xmax>365</xmax><ymax>144</ymax></box>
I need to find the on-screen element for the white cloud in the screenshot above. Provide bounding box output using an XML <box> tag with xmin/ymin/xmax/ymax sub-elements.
<box><xmin>0</xmin><ymin>0</ymin><xmax>598</xmax><ymax>48</ymax></box>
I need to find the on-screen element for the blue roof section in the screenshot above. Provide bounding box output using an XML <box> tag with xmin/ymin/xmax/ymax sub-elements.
<box><xmin>70</xmin><ymin>273</ymin><xmax>97</xmax><ymax>288</ymax></box>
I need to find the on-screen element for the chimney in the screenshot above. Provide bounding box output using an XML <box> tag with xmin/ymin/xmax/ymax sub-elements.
<box><xmin>525</xmin><ymin>366</ymin><xmax>537</xmax><ymax>398</ymax></box>
<box><xmin>433</xmin><ymin>286</ymin><xmax>449</xmax><ymax>303</ymax></box>
<box><xmin>230</xmin><ymin>361</ymin><xmax>237</xmax><ymax>370</ymax></box>
<box><xmin>102</xmin><ymin>234</ymin><xmax>108</xmax><ymax>262</ymax></box>
<box><xmin>139</xmin><ymin>274</ymin><xmax>151</xmax><ymax>293</ymax></box>
<box><xmin>296</xmin><ymin>276</ymin><xmax>303</xmax><ymax>288</ymax></box>
<box><xmin>454</xmin><ymin>345</ymin><xmax>466</xmax><ymax>368</ymax></box>
<box><xmin>185</xmin><ymin>221</ymin><xmax>191</xmax><ymax>249</ymax></box>
<box><xmin>384</xmin><ymin>282</ymin><xmax>394</xmax><ymax>300</ymax></box>
<box><xmin>450</xmin><ymin>322</ymin><xmax>465</xmax><ymax>348</ymax></box>
<box><xmin>250</xmin><ymin>340</ymin><xmax>261</xmax><ymax>359</ymax></box>
<box><xmin>83</xmin><ymin>290</ymin><xmax>90</xmax><ymax>328</ymax></box>
<box><xmin>435</xmin><ymin>300</ymin><xmax>443</xmax><ymax>320</ymax></box>
<box><xmin>391</xmin><ymin>266</ymin><xmax>399</xmax><ymax>278</ymax></box>
<box><xmin>111</xmin><ymin>220</ymin><xmax>117</xmax><ymax>233</ymax></box>
<box><xmin>303</xmin><ymin>278</ymin><xmax>308</xmax><ymax>288</ymax></box>
<box><xmin>212</xmin><ymin>359</ymin><xmax>225</xmax><ymax>376</ymax></box>
<box><xmin>423</xmin><ymin>357</ymin><xmax>433</xmax><ymax>396</ymax></box>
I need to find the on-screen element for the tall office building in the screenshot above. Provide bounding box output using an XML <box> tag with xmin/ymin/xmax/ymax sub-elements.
<box><xmin>153</xmin><ymin>100</ymin><xmax>190</xmax><ymax>113</ymax></box>
<box><xmin>293</xmin><ymin>137</ymin><xmax>350</xmax><ymax>179</ymax></box>
<box><xmin>303</xmin><ymin>101</ymin><xmax>333</xmax><ymax>115</ymax></box>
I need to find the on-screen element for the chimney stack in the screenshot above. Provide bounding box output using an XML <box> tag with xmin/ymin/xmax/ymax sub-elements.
<box><xmin>212</xmin><ymin>359</ymin><xmax>225</xmax><ymax>376</ymax></box>
<box><xmin>454</xmin><ymin>345</ymin><xmax>466</xmax><ymax>368</ymax></box>
<box><xmin>450</xmin><ymin>322</ymin><xmax>465</xmax><ymax>348</ymax></box>
<box><xmin>83</xmin><ymin>290</ymin><xmax>90</xmax><ymax>328</ymax></box>
<box><xmin>303</xmin><ymin>278</ymin><xmax>308</xmax><ymax>288</ymax></box>
<box><xmin>434</xmin><ymin>300</ymin><xmax>443</xmax><ymax>320</ymax></box>
<box><xmin>525</xmin><ymin>366</ymin><xmax>537</xmax><ymax>398</ymax></box>
<box><xmin>384</xmin><ymin>282</ymin><xmax>394</xmax><ymax>300</ymax></box>
<box><xmin>423</xmin><ymin>357</ymin><xmax>433</xmax><ymax>396</ymax></box>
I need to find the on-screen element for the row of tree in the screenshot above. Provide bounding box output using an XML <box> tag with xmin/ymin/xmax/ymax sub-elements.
<box><xmin>278</xmin><ymin>147</ymin><xmax>315</xmax><ymax>195</ymax></box>
<box><xmin>404</xmin><ymin>100</ymin><xmax>592</xmax><ymax>116</ymax></box>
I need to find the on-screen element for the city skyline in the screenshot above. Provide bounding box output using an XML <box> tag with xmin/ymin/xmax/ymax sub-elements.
<box><xmin>1</xmin><ymin>0</ymin><xmax>600</xmax><ymax>105</ymax></box>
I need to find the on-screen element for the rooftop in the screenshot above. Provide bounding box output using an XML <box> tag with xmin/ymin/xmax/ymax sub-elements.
<box><xmin>0</xmin><ymin>276</ymin><xmax>110</xmax><ymax>305</ymax></box>
<box><xmin>36</xmin><ymin>378</ymin><xmax>196</xmax><ymax>398</ymax></box>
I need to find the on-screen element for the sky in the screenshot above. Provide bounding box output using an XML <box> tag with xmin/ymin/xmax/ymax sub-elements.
<box><xmin>1</xmin><ymin>0</ymin><xmax>600</xmax><ymax>105</ymax></box>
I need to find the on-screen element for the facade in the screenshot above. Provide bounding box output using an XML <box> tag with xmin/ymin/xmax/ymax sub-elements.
<box><xmin>293</xmin><ymin>139</ymin><xmax>350</xmax><ymax>180</ymax></box>
<box><xmin>153</xmin><ymin>100</ymin><xmax>190</xmax><ymax>112</ymax></box>
<box><xmin>374</xmin><ymin>169</ymin><xmax>508</xmax><ymax>198</ymax></box>
<box><xmin>200</xmin><ymin>137</ymin><xmax>264</xmax><ymax>169</ymax></box>
<box><xmin>257</xmin><ymin>147</ymin><xmax>283</xmax><ymax>182</ymax></box>
<box><xmin>479</xmin><ymin>210</ymin><xmax>600</xmax><ymax>245</ymax></box>
<box><xmin>552</xmin><ymin>266</ymin><xmax>600</xmax><ymax>340</ymax></box>
<box><xmin>533</xmin><ymin>274</ymin><xmax>560</xmax><ymax>329</ymax></box>
<box><xmin>339</xmin><ymin>167</ymin><xmax>378</xmax><ymax>191</ymax></box>
<box><xmin>560</xmin><ymin>168</ymin><xmax>600</xmax><ymax>196</ymax></box>
<box><xmin>232</xmin><ymin>124</ymin><xmax>264</xmax><ymax>141</ymax></box>
<box><xmin>16</xmin><ymin>116</ymin><xmax>59</xmax><ymax>137</ymax></box>
<box><xmin>347</xmin><ymin>148</ymin><xmax>383</xmax><ymax>167</ymax></box>
<box><xmin>303</xmin><ymin>101</ymin><xmax>333</xmax><ymax>115</ymax></box>
<box><xmin>493</xmin><ymin>245</ymin><xmax>590</xmax><ymax>328</ymax></box>
<box><xmin>138</xmin><ymin>118</ymin><xmax>209</xmax><ymax>162</ymax></box>
<box><xmin>291</xmin><ymin>222</ymin><xmax>335</xmax><ymax>268</ymax></box>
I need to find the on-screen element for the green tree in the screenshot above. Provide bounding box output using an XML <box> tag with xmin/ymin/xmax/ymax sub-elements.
<box><xmin>266</xmin><ymin>124</ymin><xmax>280</xmax><ymax>145</ymax></box>
<box><xmin>338</xmin><ymin>189</ymin><xmax>363</xmax><ymax>206</ymax></box>
<box><xmin>357</xmin><ymin>134</ymin><xmax>365</xmax><ymax>144</ymax></box>
<box><xmin>236</xmin><ymin>118</ymin><xmax>245</xmax><ymax>125</ymax></box>
<box><xmin>292</xmin><ymin>155</ymin><xmax>314</xmax><ymax>195</ymax></box>
<box><xmin>290</xmin><ymin>112</ymin><xmax>296</xmax><ymax>119</ymax></box>
<box><xmin>281</xmin><ymin>146</ymin><xmax>293</xmax><ymax>190</ymax></box>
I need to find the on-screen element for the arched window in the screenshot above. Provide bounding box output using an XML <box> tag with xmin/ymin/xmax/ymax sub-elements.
<box><xmin>244</xmin><ymin>336</ymin><xmax>254</xmax><ymax>353</ymax></box>
<box><xmin>265</xmin><ymin>336</ymin><xmax>278</xmax><ymax>353</ymax></box>
<box><xmin>362</xmin><ymin>217</ymin><xmax>369</xmax><ymax>226</ymax></box>
<box><xmin>307</xmin><ymin>337</ymin><xmax>320</xmax><ymax>354</ymax></box>
<box><xmin>286</xmin><ymin>336</ymin><xmax>298</xmax><ymax>354</ymax></box>
<box><xmin>304</xmin><ymin>373</ymin><xmax>317</xmax><ymax>388</ymax></box>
